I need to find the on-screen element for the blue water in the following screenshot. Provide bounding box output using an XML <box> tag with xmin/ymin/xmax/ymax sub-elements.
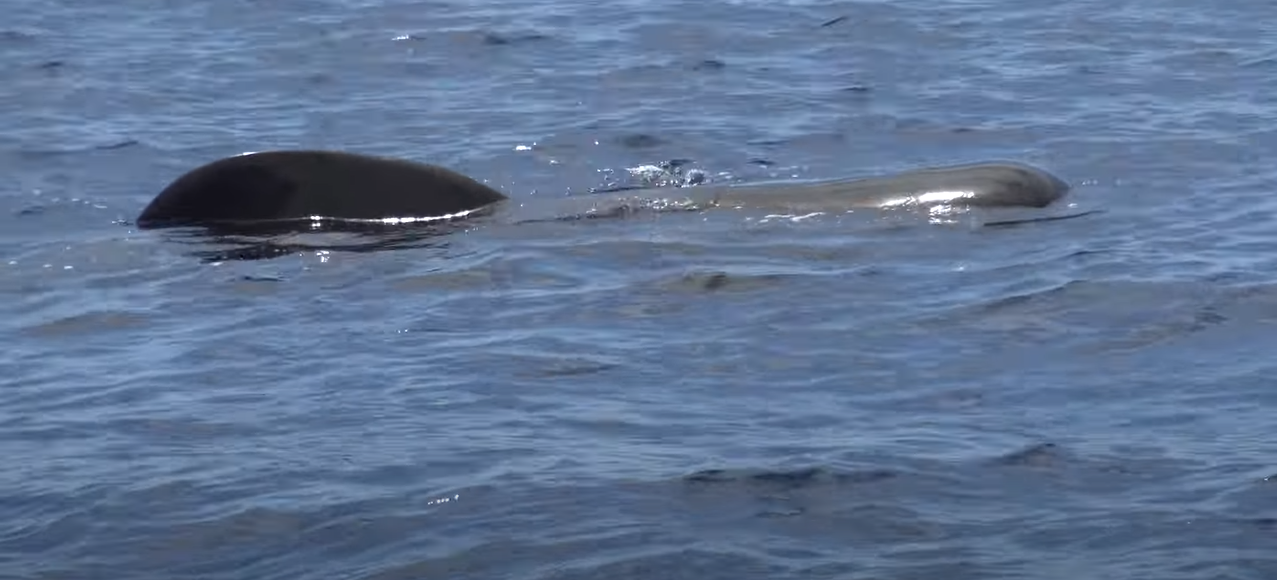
<box><xmin>4</xmin><ymin>0</ymin><xmax>1277</xmax><ymax>578</ymax></box>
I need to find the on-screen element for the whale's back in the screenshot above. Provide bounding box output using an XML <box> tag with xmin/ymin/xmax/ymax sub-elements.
<box><xmin>137</xmin><ymin>150</ymin><xmax>508</xmax><ymax>229</ymax></box>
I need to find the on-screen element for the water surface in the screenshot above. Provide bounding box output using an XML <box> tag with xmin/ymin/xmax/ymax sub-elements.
<box><xmin>4</xmin><ymin>0</ymin><xmax>1277</xmax><ymax>578</ymax></box>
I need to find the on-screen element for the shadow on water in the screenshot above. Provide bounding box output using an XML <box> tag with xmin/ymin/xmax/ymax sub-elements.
<box><xmin>150</xmin><ymin>218</ymin><xmax>478</xmax><ymax>263</ymax></box>
<box><xmin>982</xmin><ymin>209</ymin><xmax>1105</xmax><ymax>228</ymax></box>
<box><xmin>139</xmin><ymin>202</ymin><xmax>696</xmax><ymax>263</ymax></box>
<box><xmin>143</xmin><ymin>205</ymin><xmax>1105</xmax><ymax>263</ymax></box>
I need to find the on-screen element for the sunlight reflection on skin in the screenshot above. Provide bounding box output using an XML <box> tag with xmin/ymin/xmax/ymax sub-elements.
<box><xmin>871</xmin><ymin>190</ymin><xmax>976</xmax><ymax>224</ymax></box>
<box><xmin>877</xmin><ymin>190</ymin><xmax>977</xmax><ymax>207</ymax></box>
<box><xmin>302</xmin><ymin>207</ymin><xmax>486</xmax><ymax>230</ymax></box>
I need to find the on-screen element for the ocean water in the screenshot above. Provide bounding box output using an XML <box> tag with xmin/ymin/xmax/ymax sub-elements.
<box><xmin>4</xmin><ymin>0</ymin><xmax>1277</xmax><ymax>578</ymax></box>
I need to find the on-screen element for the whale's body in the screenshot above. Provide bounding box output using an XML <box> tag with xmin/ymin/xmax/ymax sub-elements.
<box><xmin>136</xmin><ymin>150</ymin><xmax>508</xmax><ymax>229</ymax></box>
<box><xmin>136</xmin><ymin>150</ymin><xmax>1071</xmax><ymax>231</ymax></box>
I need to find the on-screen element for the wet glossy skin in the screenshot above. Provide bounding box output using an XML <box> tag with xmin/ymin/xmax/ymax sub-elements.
<box><xmin>136</xmin><ymin>150</ymin><xmax>1070</xmax><ymax>230</ymax></box>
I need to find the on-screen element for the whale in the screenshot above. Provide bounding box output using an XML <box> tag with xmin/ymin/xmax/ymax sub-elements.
<box><xmin>135</xmin><ymin>149</ymin><xmax>1072</xmax><ymax>231</ymax></box>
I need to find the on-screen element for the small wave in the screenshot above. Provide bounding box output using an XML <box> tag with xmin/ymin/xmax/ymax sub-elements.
<box><xmin>683</xmin><ymin>466</ymin><xmax>898</xmax><ymax>488</ymax></box>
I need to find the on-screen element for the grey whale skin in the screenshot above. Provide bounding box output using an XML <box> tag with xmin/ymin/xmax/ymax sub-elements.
<box><xmin>135</xmin><ymin>150</ymin><xmax>1070</xmax><ymax>229</ymax></box>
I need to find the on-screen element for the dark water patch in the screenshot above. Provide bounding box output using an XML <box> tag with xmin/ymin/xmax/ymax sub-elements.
<box><xmin>991</xmin><ymin>442</ymin><xmax>1067</xmax><ymax>468</ymax></box>
<box><xmin>14</xmin><ymin>203</ymin><xmax>46</xmax><ymax>217</ymax></box>
<box><xmin>819</xmin><ymin>15</ymin><xmax>848</xmax><ymax>28</ymax></box>
<box><xmin>1153</xmin><ymin>47</ymin><xmax>1246</xmax><ymax>70</ymax></box>
<box><xmin>924</xmin><ymin>278</ymin><xmax>1237</xmax><ymax>355</ymax></box>
<box><xmin>658</xmin><ymin>270</ymin><xmax>792</xmax><ymax>294</ymax></box>
<box><xmin>684</xmin><ymin>466</ymin><xmax>898</xmax><ymax>489</ymax></box>
<box><xmin>534</xmin><ymin>549</ymin><xmax>779</xmax><ymax>580</ymax></box>
<box><xmin>5</xmin><ymin>190</ymin><xmax>117</xmax><ymax>227</ymax></box>
<box><xmin>391</xmin><ymin>29</ymin><xmax>551</xmax><ymax>47</ymax></box>
<box><xmin>20</xmin><ymin>309</ymin><xmax>151</xmax><ymax>339</ymax></box>
<box><xmin>689</xmin><ymin>58</ymin><xmax>726</xmax><ymax>71</ymax></box>
<box><xmin>556</xmin><ymin>416</ymin><xmax>680</xmax><ymax>443</ymax></box>
<box><xmin>384</xmin><ymin>261</ymin><xmax>561</xmax><ymax>296</ymax></box>
<box><xmin>94</xmin><ymin>139</ymin><xmax>139</xmax><ymax>150</ymax></box>
<box><xmin>104</xmin><ymin>416</ymin><xmax>271</xmax><ymax>444</ymax></box>
<box><xmin>1239</xmin><ymin>53</ymin><xmax>1277</xmax><ymax>69</ymax></box>
<box><xmin>15</xmin><ymin>139</ymin><xmax>157</xmax><ymax>158</ymax></box>
<box><xmin>479</xmin><ymin>30</ymin><xmax>551</xmax><ymax>46</ymax></box>
<box><xmin>615</xmin><ymin>133</ymin><xmax>667</xmax><ymax>149</ymax></box>
<box><xmin>0</xmin><ymin>29</ymin><xmax>39</xmax><ymax>43</ymax></box>
<box><xmin>516</xmin><ymin>356</ymin><xmax>620</xmax><ymax>378</ymax></box>
<box><xmin>239</xmin><ymin>274</ymin><xmax>285</xmax><ymax>282</ymax></box>
<box><xmin>24</xmin><ymin>490</ymin><xmax>466</xmax><ymax>580</ymax></box>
